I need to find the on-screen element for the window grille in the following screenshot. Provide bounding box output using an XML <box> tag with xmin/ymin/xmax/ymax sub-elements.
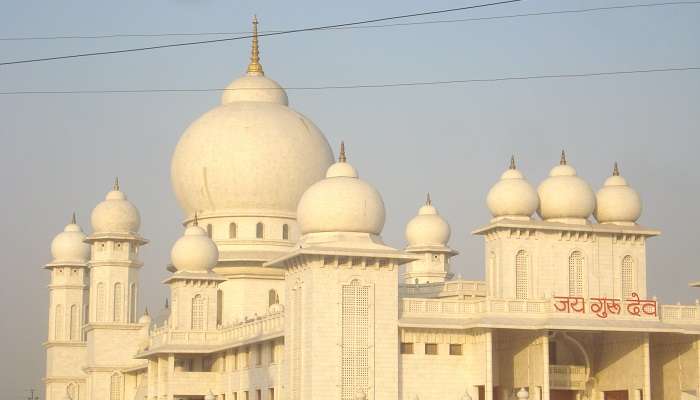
<box><xmin>622</xmin><ymin>255</ymin><xmax>635</xmax><ymax>299</ymax></box>
<box><xmin>515</xmin><ymin>250</ymin><xmax>528</xmax><ymax>299</ymax></box>
<box><xmin>96</xmin><ymin>283</ymin><xmax>105</xmax><ymax>322</ymax></box>
<box><xmin>113</xmin><ymin>283</ymin><xmax>123</xmax><ymax>322</ymax></box>
<box><xmin>568</xmin><ymin>251</ymin><xmax>584</xmax><ymax>297</ymax></box>
<box><xmin>256</xmin><ymin>223</ymin><xmax>264</xmax><ymax>239</ymax></box>
<box><xmin>282</xmin><ymin>224</ymin><xmax>289</xmax><ymax>240</ymax></box>
<box><xmin>341</xmin><ymin>279</ymin><xmax>370</xmax><ymax>400</ymax></box>
<box><xmin>192</xmin><ymin>294</ymin><xmax>205</xmax><ymax>330</ymax></box>
<box><xmin>449</xmin><ymin>344</ymin><xmax>463</xmax><ymax>355</ymax></box>
<box><xmin>110</xmin><ymin>373</ymin><xmax>121</xmax><ymax>400</ymax></box>
<box><xmin>400</xmin><ymin>342</ymin><xmax>414</xmax><ymax>354</ymax></box>
<box><xmin>425</xmin><ymin>343</ymin><xmax>438</xmax><ymax>355</ymax></box>
<box><xmin>55</xmin><ymin>304</ymin><xmax>64</xmax><ymax>340</ymax></box>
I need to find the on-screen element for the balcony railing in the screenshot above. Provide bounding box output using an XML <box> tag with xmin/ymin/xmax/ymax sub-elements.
<box><xmin>399</xmin><ymin>280</ymin><xmax>487</xmax><ymax>298</ymax></box>
<box><xmin>549</xmin><ymin>365</ymin><xmax>588</xmax><ymax>390</ymax></box>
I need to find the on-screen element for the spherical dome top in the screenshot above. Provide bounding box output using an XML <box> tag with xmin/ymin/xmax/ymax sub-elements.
<box><xmin>486</xmin><ymin>158</ymin><xmax>539</xmax><ymax>221</ymax></box>
<box><xmin>138</xmin><ymin>312</ymin><xmax>152</xmax><ymax>325</ymax></box>
<box><xmin>170</xmin><ymin>224</ymin><xmax>219</xmax><ymax>272</ymax></box>
<box><xmin>537</xmin><ymin>153</ymin><xmax>596</xmax><ymax>223</ymax></box>
<box><xmin>91</xmin><ymin>184</ymin><xmax>141</xmax><ymax>233</ymax></box>
<box><xmin>50</xmin><ymin>217</ymin><xmax>90</xmax><ymax>264</ymax></box>
<box><xmin>297</xmin><ymin>157</ymin><xmax>385</xmax><ymax>235</ymax></box>
<box><xmin>406</xmin><ymin>197</ymin><xmax>451</xmax><ymax>247</ymax></box>
<box><xmin>594</xmin><ymin>164</ymin><xmax>642</xmax><ymax>225</ymax></box>
<box><xmin>221</xmin><ymin>74</ymin><xmax>288</xmax><ymax>106</ymax></box>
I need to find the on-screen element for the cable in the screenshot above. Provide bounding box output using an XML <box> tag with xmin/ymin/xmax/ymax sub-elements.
<box><xmin>0</xmin><ymin>0</ymin><xmax>520</xmax><ymax>67</ymax></box>
<box><xmin>1</xmin><ymin>1</ymin><xmax>697</xmax><ymax>41</ymax></box>
<box><xmin>1</xmin><ymin>66</ymin><xmax>697</xmax><ymax>95</ymax></box>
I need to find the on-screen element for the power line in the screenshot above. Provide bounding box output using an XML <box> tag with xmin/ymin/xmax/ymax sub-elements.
<box><xmin>0</xmin><ymin>0</ymin><xmax>520</xmax><ymax>67</ymax></box>
<box><xmin>1</xmin><ymin>1</ymin><xmax>697</xmax><ymax>41</ymax></box>
<box><xmin>1</xmin><ymin>66</ymin><xmax>697</xmax><ymax>96</ymax></box>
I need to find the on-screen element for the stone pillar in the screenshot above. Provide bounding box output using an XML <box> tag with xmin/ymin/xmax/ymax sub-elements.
<box><xmin>486</xmin><ymin>329</ymin><xmax>494</xmax><ymax>400</ymax></box>
<box><xmin>542</xmin><ymin>331</ymin><xmax>550</xmax><ymax>400</ymax></box>
<box><xmin>641</xmin><ymin>333</ymin><xmax>651</xmax><ymax>400</ymax></box>
<box><xmin>167</xmin><ymin>354</ymin><xmax>175</xmax><ymax>400</ymax></box>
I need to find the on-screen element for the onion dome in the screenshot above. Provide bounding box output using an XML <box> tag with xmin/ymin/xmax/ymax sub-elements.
<box><xmin>594</xmin><ymin>162</ymin><xmax>642</xmax><ymax>225</ymax></box>
<box><xmin>297</xmin><ymin>143</ymin><xmax>385</xmax><ymax>235</ymax></box>
<box><xmin>537</xmin><ymin>151</ymin><xmax>596</xmax><ymax>224</ymax></box>
<box><xmin>405</xmin><ymin>194</ymin><xmax>451</xmax><ymax>247</ymax></box>
<box><xmin>91</xmin><ymin>178</ymin><xmax>141</xmax><ymax>233</ymax></box>
<box><xmin>171</xmin><ymin>16</ymin><xmax>333</xmax><ymax>220</ymax></box>
<box><xmin>138</xmin><ymin>308</ymin><xmax>152</xmax><ymax>325</ymax></box>
<box><xmin>170</xmin><ymin>214</ymin><xmax>219</xmax><ymax>272</ymax></box>
<box><xmin>486</xmin><ymin>156</ymin><xmax>539</xmax><ymax>221</ymax></box>
<box><xmin>50</xmin><ymin>213</ymin><xmax>90</xmax><ymax>264</ymax></box>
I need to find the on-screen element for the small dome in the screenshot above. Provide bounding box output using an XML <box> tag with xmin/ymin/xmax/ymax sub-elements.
<box><xmin>170</xmin><ymin>219</ymin><xmax>219</xmax><ymax>272</ymax></box>
<box><xmin>537</xmin><ymin>151</ymin><xmax>596</xmax><ymax>224</ymax></box>
<box><xmin>50</xmin><ymin>214</ymin><xmax>90</xmax><ymax>263</ymax></box>
<box><xmin>138</xmin><ymin>310</ymin><xmax>152</xmax><ymax>325</ymax></box>
<box><xmin>91</xmin><ymin>179</ymin><xmax>141</xmax><ymax>233</ymax></box>
<box><xmin>297</xmin><ymin>144</ymin><xmax>385</xmax><ymax>235</ymax></box>
<box><xmin>486</xmin><ymin>156</ymin><xmax>539</xmax><ymax>221</ymax></box>
<box><xmin>221</xmin><ymin>74</ymin><xmax>288</xmax><ymax>106</ymax></box>
<box><xmin>405</xmin><ymin>194</ymin><xmax>451</xmax><ymax>247</ymax></box>
<box><xmin>594</xmin><ymin>163</ymin><xmax>642</xmax><ymax>225</ymax></box>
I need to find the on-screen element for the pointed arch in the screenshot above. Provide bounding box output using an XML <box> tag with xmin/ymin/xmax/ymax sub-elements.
<box><xmin>55</xmin><ymin>304</ymin><xmax>64</xmax><ymax>340</ymax></box>
<box><xmin>113</xmin><ymin>282</ymin><xmax>123</xmax><ymax>322</ymax></box>
<box><xmin>110</xmin><ymin>372</ymin><xmax>122</xmax><ymax>400</ymax></box>
<box><xmin>515</xmin><ymin>250</ymin><xmax>529</xmax><ymax>300</ymax></box>
<box><xmin>568</xmin><ymin>250</ymin><xmax>585</xmax><ymax>297</ymax></box>
<box><xmin>229</xmin><ymin>222</ymin><xmax>237</xmax><ymax>239</ymax></box>
<box><xmin>269</xmin><ymin>289</ymin><xmax>280</xmax><ymax>307</ymax></box>
<box><xmin>129</xmin><ymin>283</ymin><xmax>137</xmax><ymax>323</ymax></box>
<box><xmin>192</xmin><ymin>294</ymin><xmax>205</xmax><ymax>330</ymax></box>
<box><xmin>69</xmin><ymin>304</ymin><xmax>79</xmax><ymax>340</ymax></box>
<box><xmin>622</xmin><ymin>255</ymin><xmax>636</xmax><ymax>299</ymax></box>
<box><xmin>96</xmin><ymin>282</ymin><xmax>106</xmax><ymax>322</ymax></box>
<box><xmin>67</xmin><ymin>382</ymin><xmax>78</xmax><ymax>400</ymax></box>
<box><xmin>256</xmin><ymin>222</ymin><xmax>264</xmax><ymax>239</ymax></box>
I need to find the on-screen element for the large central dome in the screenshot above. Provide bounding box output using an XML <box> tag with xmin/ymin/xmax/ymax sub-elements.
<box><xmin>171</xmin><ymin>19</ymin><xmax>333</xmax><ymax>219</ymax></box>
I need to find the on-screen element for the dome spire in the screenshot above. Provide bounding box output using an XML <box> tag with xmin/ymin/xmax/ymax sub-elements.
<box><xmin>509</xmin><ymin>155</ymin><xmax>516</xmax><ymax>170</ymax></box>
<box><xmin>113</xmin><ymin>176</ymin><xmax>120</xmax><ymax>191</ymax></box>
<box><xmin>426</xmin><ymin>192</ymin><xmax>432</xmax><ymax>206</ymax></box>
<box><xmin>560</xmin><ymin>150</ymin><xmax>567</xmax><ymax>165</ymax></box>
<box><xmin>70</xmin><ymin>212</ymin><xmax>76</xmax><ymax>225</ymax></box>
<box><xmin>613</xmin><ymin>162</ymin><xmax>620</xmax><ymax>176</ymax></box>
<box><xmin>339</xmin><ymin>141</ymin><xmax>347</xmax><ymax>163</ymax></box>
<box><xmin>246</xmin><ymin>15</ymin><xmax>264</xmax><ymax>76</ymax></box>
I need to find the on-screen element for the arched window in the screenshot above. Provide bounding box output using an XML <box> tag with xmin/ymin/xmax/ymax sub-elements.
<box><xmin>282</xmin><ymin>224</ymin><xmax>289</xmax><ymax>240</ymax></box>
<box><xmin>515</xmin><ymin>250</ymin><xmax>528</xmax><ymax>300</ymax></box>
<box><xmin>206</xmin><ymin>224</ymin><xmax>213</xmax><ymax>238</ymax></box>
<box><xmin>256</xmin><ymin>222</ymin><xmax>264</xmax><ymax>239</ymax></box>
<box><xmin>69</xmin><ymin>304</ymin><xmax>79</xmax><ymax>340</ymax></box>
<box><xmin>622</xmin><ymin>255</ymin><xmax>635</xmax><ymax>299</ymax></box>
<box><xmin>129</xmin><ymin>284</ymin><xmax>137</xmax><ymax>323</ymax></box>
<box><xmin>229</xmin><ymin>223</ymin><xmax>237</xmax><ymax>239</ymax></box>
<box><xmin>192</xmin><ymin>295</ymin><xmax>205</xmax><ymax>330</ymax></box>
<box><xmin>113</xmin><ymin>283</ymin><xmax>123</xmax><ymax>322</ymax></box>
<box><xmin>96</xmin><ymin>283</ymin><xmax>106</xmax><ymax>322</ymax></box>
<box><xmin>488</xmin><ymin>253</ymin><xmax>496</xmax><ymax>296</ymax></box>
<box><xmin>269</xmin><ymin>289</ymin><xmax>280</xmax><ymax>307</ymax></box>
<box><xmin>55</xmin><ymin>304</ymin><xmax>64</xmax><ymax>340</ymax></box>
<box><xmin>67</xmin><ymin>382</ymin><xmax>78</xmax><ymax>400</ymax></box>
<box><xmin>110</xmin><ymin>373</ymin><xmax>122</xmax><ymax>400</ymax></box>
<box><xmin>568</xmin><ymin>251</ymin><xmax>584</xmax><ymax>297</ymax></box>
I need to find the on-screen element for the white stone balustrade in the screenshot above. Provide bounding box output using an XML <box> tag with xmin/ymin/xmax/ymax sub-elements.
<box><xmin>549</xmin><ymin>365</ymin><xmax>588</xmax><ymax>390</ymax></box>
<box><xmin>399</xmin><ymin>280</ymin><xmax>487</xmax><ymax>298</ymax></box>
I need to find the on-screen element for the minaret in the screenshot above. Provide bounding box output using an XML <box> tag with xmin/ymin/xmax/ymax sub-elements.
<box><xmin>45</xmin><ymin>213</ymin><xmax>91</xmax><ymax>400</ymax></box>
<box><xmin>83</xmin><ymin>179</ymin><xmax>148</xmax><ymax>400</ymax></box>
<box><xmin>403</xmin><ymin>194</ymin><xmax>457</xmax><ymax>284</ymax></box>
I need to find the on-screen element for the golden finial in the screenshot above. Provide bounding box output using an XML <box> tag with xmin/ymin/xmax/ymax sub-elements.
<box><xmin>113</xmin><ymin>177</ymin><xmax>120</xmax><ymax>191</ymax></box>
<box><xmin>509</xmin><ymin>155</ymin><xmax>516</xmax><ymax>170</ymax></box>
<box><xmin>144</xmin><ymin>307</ymin><xmax>149</xmax><ymax>316</ymax></box>
<box><xmin>613</xmin><ymin>162</ymin><xmax>620</xmax><ymax>176</ymax></box>
<box><xmin>426</xmin><ymin>193</ymin><xmax>432</xmax><ymax>206</ymax></box>
<box><xmin>70</xmin><ymin>212</ymin><xmax>76</xmax><ymax>225</ymax></box>
<box><xmin>560</xmin><ymin>150</ymin><xmax>567</xmax><ymax>165</ymax></box>
<box><xmin>193</xmin><ymin>211</ymin><xmax>199</xmax><ymax>227</ymax></box>
<box><xmin>246</xmin><ymin>15</ymin><xmax>264</xmax><ymax>75</ymax></box>
<box><xmin>339</xmin><ymin>141</ymin><xmax>347</xmax><ymax>163</ymax></box>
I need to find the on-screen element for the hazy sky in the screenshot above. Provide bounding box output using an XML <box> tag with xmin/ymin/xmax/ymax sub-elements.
<box><xmin>2</xmin><ymin>0</ymin><xmax>699</xmax><ymax>397</ymax></box>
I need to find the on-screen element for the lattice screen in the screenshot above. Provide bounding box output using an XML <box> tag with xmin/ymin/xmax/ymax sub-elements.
<box><xmin>113</xmin><ymin>282</ymin><xmax>123</xmax><ymax>322</ymax></box>
<box><xmin>191</xmin><ymin>295</ymin><xmax>204</xmax><ymax>330</ymax></box>
<box><xmin>110</xmin><ymin>373</ymin><xmax>121</xmax><ymax>400</ymax></box>
<box><xmin>622</xmin><ymin>255</ymin><xmax>635</xmax><ymax>299</ymax></box>
<box><xmin>341</xmin><ymin>280</ymin><xmax>370</xmax><ymax>400</ymax></box>
<box><xmin>515</xmin><ymin>250</ymin><xmax>528</xmax><ymax>300</ymax></box>
<box><xmin>96</xmin><ymin>283</ymin><xmax>105</xmax><ymax>322</ymax></box>
<box><xmin>568</xmin><ymin>251</ymin><xmax>584</xmax><ymax>297</ymax></box>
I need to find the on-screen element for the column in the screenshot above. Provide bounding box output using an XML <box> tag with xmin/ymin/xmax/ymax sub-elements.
<box><xmin>642</xmin><ymin>333</ymin><xmax>651</xmax><ymax>399</ymax></box>
<box><xmin>167</xmin><ymin>354</ymin><xmax>175</xmax><ymax>400</ymax></box>
<box><xmin>542</xmin><ymin>331</ymin><xmax>550</xmax><ymax>400</ymax></box>
<box><xmin>486</xmin><ymin>329</ymin><xmax>494</xmax><ymax>400</ymax></box>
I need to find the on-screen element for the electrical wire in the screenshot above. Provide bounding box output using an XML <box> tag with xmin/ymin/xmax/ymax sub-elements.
<box><xmin>1</xmin><ymin>66</ymin><xmax>697</xmax><ymax>96</ymax></box>
<box><xmin>1</xmin><ymin>1</ymin><xmax>697</xmax><ymax>41</ymax></box>
<box><xmin>0</xmin><ymin>0</ymin><xmax>520</xmax><ymax>66</ymax></box>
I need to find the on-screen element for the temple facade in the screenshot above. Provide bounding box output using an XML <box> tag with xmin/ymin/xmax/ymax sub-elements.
<box><xmin>44</xmin><ymin>18</ymin><xmax>700</xmax><ymax>400</ymax></box>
